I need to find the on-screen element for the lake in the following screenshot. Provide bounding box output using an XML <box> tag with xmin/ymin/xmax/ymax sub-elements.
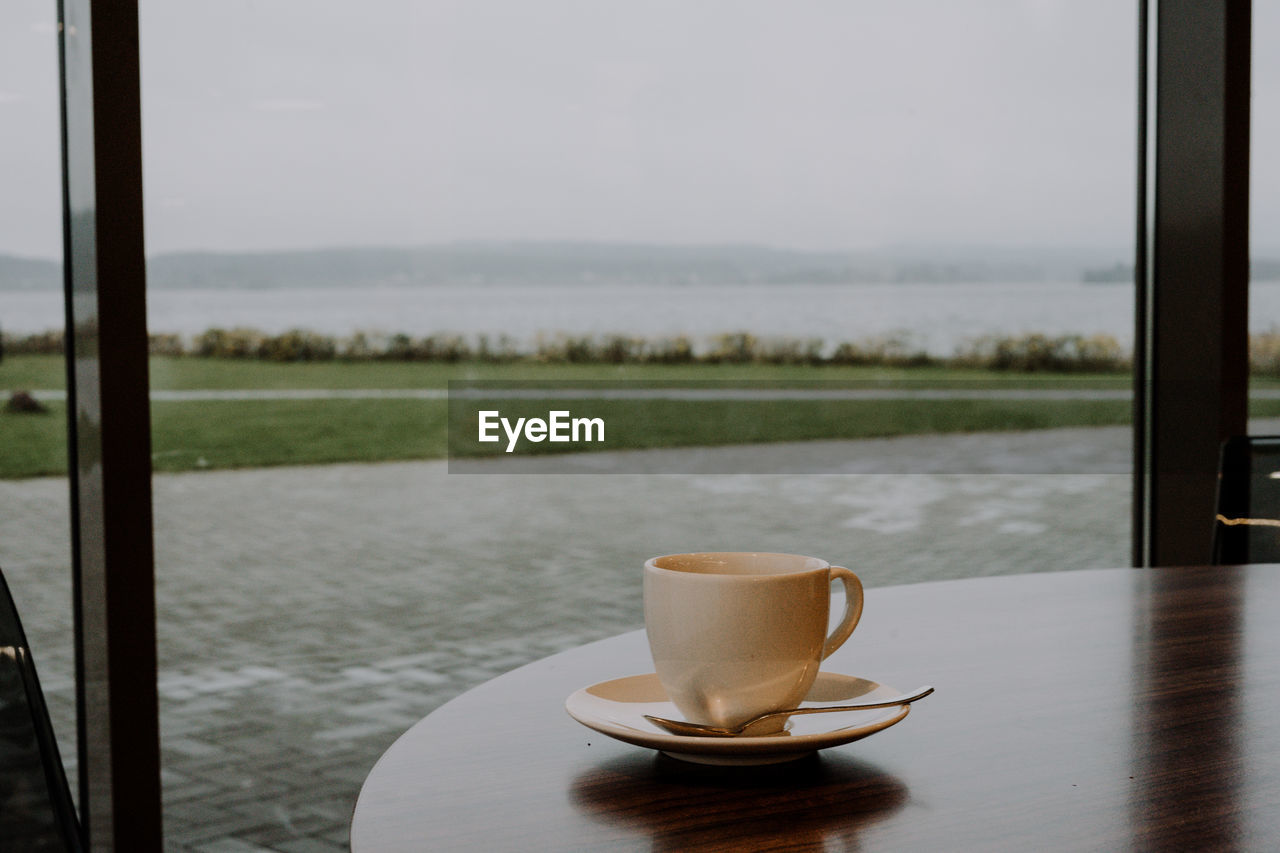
<box><xmin>6</xmin><ymin>280</ymin><xmax>1280</xmax><ymax>355</ymax></box>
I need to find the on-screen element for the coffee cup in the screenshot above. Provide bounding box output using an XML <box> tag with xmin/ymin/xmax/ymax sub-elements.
<box><xmin>643</xmin><ymin>552</ymin><xmax>864</xmax><ymax>732</ymax></box>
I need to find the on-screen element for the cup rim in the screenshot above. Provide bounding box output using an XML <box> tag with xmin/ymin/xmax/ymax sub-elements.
<box><xmin>645</xmin><ymin>551</ymin><xmax>831</xmax><ymax>577</ymax></box>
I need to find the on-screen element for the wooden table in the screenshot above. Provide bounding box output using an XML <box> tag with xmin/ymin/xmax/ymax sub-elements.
<box><xmin>350</xmin><ymin>567</ymin><xmax>1280</xmax><ymax>851</ymax></box>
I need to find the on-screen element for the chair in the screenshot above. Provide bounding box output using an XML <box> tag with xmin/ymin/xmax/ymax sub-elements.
<box><xmin>0</xmin><ymin>566</ymin><xmax>85</xmax><ymax>851</ymax></box>
<box><xmin>1212</xmin><ymin>435</ymin><xmax>1280</xmax><ymax>564</ymax></box>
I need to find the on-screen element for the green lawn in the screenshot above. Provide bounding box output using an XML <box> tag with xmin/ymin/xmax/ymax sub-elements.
<box><xmin>1</xmin><ymin>395</ymin><xmax>1141</xmax><ymax>479</ymax></box>
<box><xmin>4</xmin><ymin>354</ymin><xmax>1272</xmax><ymax>479</ymax></box>
<box><xmin>149</xmin><ymin>399</ymin><xmax>446</xmax><ymax>472</ymax></box>
<box><xmin>0</xmin><ymin>401</ymin><xmax>68</xmax><ymax>478</ymax></box>
<box><xmin>3</xmin><ymin>354</ymin><xmax>1134</xmax><ymax>391</ymax></box>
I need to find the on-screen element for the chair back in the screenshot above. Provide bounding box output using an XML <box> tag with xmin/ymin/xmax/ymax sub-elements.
<box><xmin>0</xmin><ymin>567</ymin><xmax>84</xmax><ymax>851</ymax></box>
<box><xmin>1213</xmin><ymin>435</ymin><xmax>1280</xmax><ymax>564</ymax></box>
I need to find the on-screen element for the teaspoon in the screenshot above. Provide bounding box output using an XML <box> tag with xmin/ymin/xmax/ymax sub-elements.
<box><xmin>644</xmin><ymin>685</ymin><xmax>934</xmax><ymax>738</ymax></box>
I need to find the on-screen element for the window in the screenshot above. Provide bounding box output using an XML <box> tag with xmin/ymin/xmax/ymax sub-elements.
<box><xmin>0</xmin><ymin>0</ymin><xmax>78</xmax><ymax>806</ymax></box>
<box><xmin>133</xmin><ymin>4</ymin><xmax>1139</xmax><ymax>849</ymax></box>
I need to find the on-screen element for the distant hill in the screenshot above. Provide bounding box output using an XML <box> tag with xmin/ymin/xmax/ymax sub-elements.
<box><xmin>0</xmin><ymin>242</ymin><xmax>1139</xmax><ymax>290</ymax></box>
<box><xmin>0</xmin><ymin>255</ymin><xmax>60</xmax><ymax>290</ymax></box>
<box><xmin>143</xmin><ymin>243</ymin><xmax>853</xmax><ymax>289</ymax></box>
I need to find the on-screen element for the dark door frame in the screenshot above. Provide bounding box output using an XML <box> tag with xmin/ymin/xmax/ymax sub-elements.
<box><xmin>58</xmin><ymin>0</ymin><xmax>163</xmax><ymax>848</ymax></box>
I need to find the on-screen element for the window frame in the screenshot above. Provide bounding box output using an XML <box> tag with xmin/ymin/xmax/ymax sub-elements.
<box><xmin>1134</xmin><ymin>0</ymin><xmax>1252</xmax><ymax>566</ymax></box>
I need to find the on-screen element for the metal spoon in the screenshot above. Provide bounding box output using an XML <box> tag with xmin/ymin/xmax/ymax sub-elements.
<box><xmin>643</xmin><ymin>685</ymin><xmax>934</xmax><ymax>738</ymax></box>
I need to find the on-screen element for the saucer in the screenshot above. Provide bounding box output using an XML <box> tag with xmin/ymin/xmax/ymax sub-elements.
<box><xmin>565</xmin><ymin>672</ymin><xmax>911</xmax><ymax>765</ymax></box>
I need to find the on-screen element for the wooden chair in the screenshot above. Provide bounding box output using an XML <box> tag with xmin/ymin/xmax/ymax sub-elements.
<box><xmin>1213</xmin><ymin>436</ymin><xmax>1280</xmax><ymax>564</ymax></box>
<box><xmin>0</xmin><ymin>566</ymin><xmax>84</xmax><ymax>851</ymax></box>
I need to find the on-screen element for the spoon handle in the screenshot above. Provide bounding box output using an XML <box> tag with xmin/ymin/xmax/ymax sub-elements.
<box><xmin>772</xmin><ymin>685</ymin><xmax>934</xmax><ymax>720</ymax></box>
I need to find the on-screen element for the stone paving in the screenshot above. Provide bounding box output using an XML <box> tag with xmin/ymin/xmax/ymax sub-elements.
<box><xmin>0</xmin><ymin>425</ymin><xmax>1145</xmax><ymax>851</ymax></box>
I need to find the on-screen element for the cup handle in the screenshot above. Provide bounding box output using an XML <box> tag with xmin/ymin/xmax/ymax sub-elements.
<box><xmin>823</xmin><ymin>566</ymin><xmax>864</xmax><ymax>660</ymax></box>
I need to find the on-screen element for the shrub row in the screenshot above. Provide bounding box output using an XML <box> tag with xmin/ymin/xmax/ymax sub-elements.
<box><xmin>2</xmin><ymin>330</ymin><xmax>64</xmax><ymax>356</ymax></box>
<box><xmin>950</xmin><ymin>333</ymin><xmax>1131</xmax><ymax>373</ymax></box>
<box><xmin>1247</xmin><ymin>330</ymin><xmax>1280</xmax><ymax>375</ymax></box>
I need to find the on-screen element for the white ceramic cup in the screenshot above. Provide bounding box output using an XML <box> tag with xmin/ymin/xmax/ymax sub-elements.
<box><xmin>643</xmin><ymin>552</ymin><xmax>864</xmax><ymax>731</ymax></box>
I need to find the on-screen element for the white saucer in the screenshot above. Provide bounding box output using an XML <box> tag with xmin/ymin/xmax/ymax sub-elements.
<box><xmin>565</xmin><ymin>672</ymin><xmax>911</xmax><ymax>765</ymax></box>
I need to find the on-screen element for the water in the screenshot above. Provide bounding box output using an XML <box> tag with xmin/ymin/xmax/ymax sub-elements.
<box><xmin>7</xmin><ymin>280</ymin><xmax>1280</xmax><ymax>355</ymax></box>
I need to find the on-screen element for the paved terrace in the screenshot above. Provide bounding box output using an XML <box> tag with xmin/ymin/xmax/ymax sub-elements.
<box><xmin>0</xmin><ymin>424</ymin><xmax>1154</xmax><ymax>851</ymax></box>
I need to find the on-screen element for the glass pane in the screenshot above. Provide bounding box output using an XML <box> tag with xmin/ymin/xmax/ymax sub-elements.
<box><xmin>136</xmin><ymin>2</ymin><xmax>1136</xmax><ymax>849</ymax></box>
<box><xmin>1254</xmin><ymin>1</ymin><xmax>1280</xmax><ymax>432</ymax></box>
<box><xmin>0</xmin><ymin>0</ymin><xmax>79</xmax><ymax>810</ymax></box>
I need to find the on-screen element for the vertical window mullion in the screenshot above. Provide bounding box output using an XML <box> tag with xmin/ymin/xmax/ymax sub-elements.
<box><xmin>1137</xmin><ymin>0</ymin><xmax>1251</xmax><ymax>566</ymax></box>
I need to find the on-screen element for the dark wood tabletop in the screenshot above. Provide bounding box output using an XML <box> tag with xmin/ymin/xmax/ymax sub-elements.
<box><xmin>350</xmin><ymin>566</ymin><xmax>1280</xmax><ymax>851</ymax></box>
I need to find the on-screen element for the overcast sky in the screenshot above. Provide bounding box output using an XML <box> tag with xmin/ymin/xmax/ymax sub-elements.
<box><xmin>3</xmin><ymin>1</ymin><xmax>1276</xmax><ymax>260</ymax></box>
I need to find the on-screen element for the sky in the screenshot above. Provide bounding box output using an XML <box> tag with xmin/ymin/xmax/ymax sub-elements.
<box><xmin>2</xmin><ymin>1</ymin><xmax>1275</xmax><ymax>260</ymax></box>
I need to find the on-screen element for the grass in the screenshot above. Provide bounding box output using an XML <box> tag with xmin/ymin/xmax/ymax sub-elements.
<box><xmin>3</xmin><ymin>354</ymin><xmax>1134</xmax><ymax>391</ymax></box>
<box><xmin>1</xmin><ymin>395</ymin><xmax>1141</xmax><ymax>479</ymax></box>
<box><xmin>0</xmin><ymin>399</ymin><xmax>444</xmax><ymax>477</ymax></box>
<box><xmin>149</xmin><ymin>399</ymin><xmax>445</xmax><ymax>472</ymax></box>
<box><xmin>0</xmin><ymin>402</ymin><xmax>68</xmax><ymax>478</ymax></box>
<box><xmin>6</xmin><ymin>353</ymin><xmax>1276</xmax><ymax>478</ymax></box>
